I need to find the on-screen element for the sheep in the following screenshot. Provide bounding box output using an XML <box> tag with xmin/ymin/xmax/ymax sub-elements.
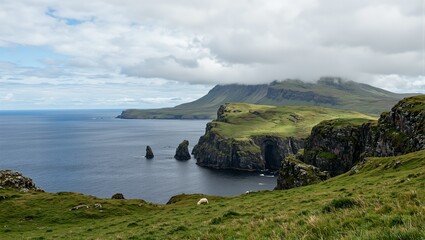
<box><xmin>70</xmin><ymin>204</ymin><xmax>89</xmax><ymax>211</ymax></box>
<box><xmin>94</xmin><ymin>203</ymin><xmax>102</xmax><ymax>208</ymax></box>
<box><xmin>197</xmin><ymin>198</ymin><xmax>209</xmax><ymax>205</ymax></box>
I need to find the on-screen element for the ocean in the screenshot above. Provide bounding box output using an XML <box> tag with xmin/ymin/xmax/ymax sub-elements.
<box><xmin>0</xmin><ymin>110</ymin><xmax>276</xmax><ymax>203</ymax></box>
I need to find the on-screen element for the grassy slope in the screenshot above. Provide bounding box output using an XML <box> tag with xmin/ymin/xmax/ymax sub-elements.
<box><xmin>1</xmin><ymin>150</ymin><xmax>424</xmax><ymax>239</ymax></box>
<box><xmin>211</xmin><ymin>103</ymin><xmax>376</xmax><ymax>140</ymax></box>
<box><xmin>119</xmin><ymin>79</ymin><xmax>417</xmax><ymax>119</ymax></box>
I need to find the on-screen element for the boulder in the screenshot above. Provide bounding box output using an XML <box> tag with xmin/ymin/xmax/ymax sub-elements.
<box><xmin>174</xmin><ymin>140</ymin><xmax>191</xmax><ymax>160</ymax></box>
<box><xmin>145</xmin><ymin>145</ymin><xmax>154</xmax><ymax>159</ymax></box>
<box><xmin>111</xmin><ymin>193</ymin><xmax>125</xmax><ymax>199</ymax></box>
<box><xmin>0</xmin><ymin>170</ymin><xmax>43</xmax><ymax>192</ymax></box>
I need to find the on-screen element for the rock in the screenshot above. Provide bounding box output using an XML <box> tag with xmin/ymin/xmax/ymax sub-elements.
<box><xmin>174</xmin><ymin>140</ymin><xmax>191</xmax><ymax>160</ymax></box>
<box><xmin>145</xmin><ymin>146</ymin><xmax>154</xmax><ymax>159</ymax></box>
<box><xmin>0</xmin><ymin>170</ymin><xmax>43</xmax><ymax>192</ymax></box>
<box><xmin>275</xmin><ymin>155</ymin><xmax>330</xmax><ymax>190</ymax></box>
<box><xmin>302</xmin><ymin>95</ymin><xmax>425</xmax><ymax>177</ymax></box>
<box><xmin>193</xmin><ymin>122</ymin><xmax>303</xmax><ymax>171</ymax></box>
<box><xmin>111</xmin><ymin>193</ymin><xmax>125</xmax><ymax>199</ymax></box>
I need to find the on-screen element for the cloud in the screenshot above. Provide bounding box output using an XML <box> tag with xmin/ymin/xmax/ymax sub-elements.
<box><xmin>0</xmin><ymin>0</ymin><xmax>423</xmax><ymax>109</ymax></box>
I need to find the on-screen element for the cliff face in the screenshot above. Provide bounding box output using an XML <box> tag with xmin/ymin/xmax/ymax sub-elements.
<box><xmin>303</xmin><ymin>95</ymin><xmax>425</xmax><ymax>176</ymax></box>
<box><xmin>192</xmin><ymin>123</ymin><xmax>303</xmax><ymax>171</ymax></box>
<box><xmin>367</xmin><ymin>96</ymin><xmax>425</xmax><ymax>156</ymax></box>
<box><xmin>275</xmin><ymin>156</ymin><xmax>330</xmax><ymax>190</ymax></box>
<box><xmin>303</xmin><ymin>119</ymin><xmax>376</xmax><ymax>177</ymax></box>
<box><xmin>193</xmin><ymin>102</ymin><xmax>373</xmax><ymax>172</ymax></box>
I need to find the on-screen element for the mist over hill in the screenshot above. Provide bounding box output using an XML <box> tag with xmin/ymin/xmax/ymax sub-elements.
<box><xmin>118</xmin><ymin>77</ymin><xmax>416</xmax><ymax>119</ymax></box>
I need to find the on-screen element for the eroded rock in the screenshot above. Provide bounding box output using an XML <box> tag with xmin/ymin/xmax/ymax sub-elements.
<box><xmin>174</xmin><ymin>140</ymin><xmax>191</xmax><ymax>160</ymax></box>
<box><xmin>145</xmin><ymin>146</ymin><xmax>154</xmax><ymax>159</ymax></box>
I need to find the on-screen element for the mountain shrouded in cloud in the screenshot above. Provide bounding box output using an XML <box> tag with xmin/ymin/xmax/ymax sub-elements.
<box><xmin>0</xmin><ymin>0</ymin><xmax>423</xmax><ymax>109</ymax></box>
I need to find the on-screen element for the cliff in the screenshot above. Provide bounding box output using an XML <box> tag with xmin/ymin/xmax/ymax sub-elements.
<box><xmin>302</xmin><ymin>95</ymin><xmax>425</xmax><ymax>177</ymax></box>
<box><xmin>117</xmin><ymin>78</ymin><xmax>416</xmax><ymax>119</ymax></box>
<box><xmin>193</xmin><ymin>103</ymin><xmax>375</xmax><ymax>171</ymax></box>
<box><xmin>275</xmin><ymin>155</ymin><xmax>330</xmax><ymax>190</ymax></box>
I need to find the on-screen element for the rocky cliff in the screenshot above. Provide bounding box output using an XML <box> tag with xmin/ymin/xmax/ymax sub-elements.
<box><xmin>275</xmin><ymin>155</ymin><xmax>330</xmax><ymax>190</ymax></box>
<box><xmin>302</xmin><ymin>95</ymin><xmax>425</xmax><ymax>177</ymax></box>
<box><xmin>193</xmin><ymin>103</ymin><xmax>373</xmax><ymax>171</ymax></box>
<box><xmin>192</xmin><ymin>126</ymin><xmax>303</xmax><ymax>171</ymax></box>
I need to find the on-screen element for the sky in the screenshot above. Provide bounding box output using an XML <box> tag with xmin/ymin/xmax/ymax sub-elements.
<box><xmin>0</xmin><ymin>0</ymin><xmax>424</xmax><ymax>110</ymax></box>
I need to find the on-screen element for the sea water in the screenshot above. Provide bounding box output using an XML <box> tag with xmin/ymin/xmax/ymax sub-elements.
<box><xmin>0</xmin><ymin>110</ymin><xmax>275</xmax><ymax>203</ymax></box>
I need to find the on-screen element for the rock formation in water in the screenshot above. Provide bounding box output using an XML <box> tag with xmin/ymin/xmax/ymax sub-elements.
<box><xmin>145</xmin><ymin>145</ymin><xmax>154</xmax><ymax>159</ymax></box>
<box><xmin>174</xmin><ymin>140</ymin><xmax>191</xmax><ymax>160</ymax></box>
<box><xmin>0</xmin><ymin>170</ymin><xmax>43</xmax><ymax>192</ymax></box>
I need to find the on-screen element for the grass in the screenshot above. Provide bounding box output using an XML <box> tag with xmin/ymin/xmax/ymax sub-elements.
<box><xmin>118</xmin><ymin>79</ymin><xmax>418</xmax><ymax>119</ymax></box>
<box><xmin>211</xmin><ymin>103</ymin><xmax>376</xmax><ymax>140</ymax></box>
<box><xmin>1</xmin><ymin>150</ymin><xmax>424</xmax><ymax>239</ymax></box>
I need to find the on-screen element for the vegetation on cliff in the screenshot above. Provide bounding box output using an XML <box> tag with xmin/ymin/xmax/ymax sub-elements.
<box><xmin>1</xmin><ymin>150</ymin><xmax>424</xmax><ymax>239</ymax></box>
<box><xmin>193</xmin><ymin>103</ymin><xmax>375</xmax><ymax>171</ymax></box>
<box><xmin>302</xmin><ymin>95</ymin><xmax>425</xmax><ymax>177</ymax></box>
<box><xmin>118</xmin><ymin>78</ymin><xmax>416</xmax><ymax>119</ymax></box>
<box><xmin>211</xmin><ymin>103</ymin><xmax>375</xmax><ymax>140</ymax></box>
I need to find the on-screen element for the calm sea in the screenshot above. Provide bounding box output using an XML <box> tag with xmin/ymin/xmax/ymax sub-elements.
<box><xmin>0</xmin><ymin>110</ymin><xmax>276</xmax><ymax>203</ymax></box>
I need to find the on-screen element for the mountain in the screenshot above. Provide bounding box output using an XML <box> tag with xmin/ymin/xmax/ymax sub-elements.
<box><xmin>117</xmin><ymin>77</ymin><xmax>416</xmax><ymax>119</ymax></box>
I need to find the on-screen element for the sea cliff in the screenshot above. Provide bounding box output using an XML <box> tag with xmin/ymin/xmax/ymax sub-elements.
<box><xmin>193</xmin><ymin>103</ymin><xmax>374</xmax><ymax>171</ymax></box>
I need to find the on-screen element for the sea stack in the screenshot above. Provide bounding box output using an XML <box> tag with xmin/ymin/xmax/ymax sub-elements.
<box><xmin>145</xmin><ymin>145</ymin><xmax>154</xmax><ymax>159</ymax></box>
<box><xmin>174</xmin><ymin>140</ymin><xmax>191</xmax><ymax>160</ymax></box>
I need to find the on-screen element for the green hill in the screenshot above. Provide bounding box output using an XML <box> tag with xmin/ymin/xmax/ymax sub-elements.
<box><xmin>1</xmin><ymin>150</ymin><xmax>424</xmax><ymax>239</ymax></box>
<box><xmin>118</xmin><ymin>78</ymin><xmax>416</xmax><ymax>119</ymax></box>
<box><xmin>211</xmin><ymin>103</ymin><xmax>376</xmax><ymax>140</ymax></box>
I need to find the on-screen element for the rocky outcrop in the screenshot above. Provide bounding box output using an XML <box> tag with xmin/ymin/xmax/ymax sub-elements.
<box><xmin>174</xmin><ymin>140</ymin><xmax>191</xmax><ymax>160</ymax></box>
<box><xmin>112</xmin><ymin>193</ymin><xmax>125</xmax><ymax>199</ymax></box>
<box><xmin>275</xmin><ymin>156</ymin><xmax>330</xmax><ymax>190</ymax></box>
<box><xmin>0</xmin><ymin>170</ymin><xmax>43</xmax><ymax>192</ymax></box>
<box><xmin>145</xmin><ymin>146</ymin><xmax>154</xmax><ymax>159</ymax></box>
<box><xmin>303</xmin><ymin>119</ymin><xmax>375</xmax><ymax>176</ymax></box>
<box><xmin>192</xmin><ymin>122</ymin><xmax>303</xmax><ymax>171</ymax></box>
<box><xmin>366</xmin><ymin>95</ymin><xmax>425</xmax><ymax>156</ymax></box>
<box><xmin>303</xmin><ymin>95</ymin><xmax>425</xmax><ymax>176</ymax></box>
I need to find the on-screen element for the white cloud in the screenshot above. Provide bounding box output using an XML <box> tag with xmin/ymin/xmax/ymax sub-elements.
<box><xmin>0</xmin><ymin>0</ymin><xmax>423</xmax><ymax>109</ymax></box>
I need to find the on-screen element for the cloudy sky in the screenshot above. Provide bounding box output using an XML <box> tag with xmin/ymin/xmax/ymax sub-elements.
<box><xmin>0</xmin><ymin>0</ymin><xmax>424</xmax><ymax>109</ymax></box>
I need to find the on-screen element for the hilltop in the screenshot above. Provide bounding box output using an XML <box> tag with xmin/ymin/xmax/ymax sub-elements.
<box><xmin>118</xmin><ymin>78</ymin><xmax>416</xmax><ymax>119</ymax></box>
<box><xmin>1</xmin><ymin>150</ymin><xmax>423</xmax><ymax>239</ymax></box>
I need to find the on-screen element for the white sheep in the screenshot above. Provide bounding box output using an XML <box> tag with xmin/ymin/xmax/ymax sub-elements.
<box><xmin>197</xmin><ymin>198</ymin><xmax>209</xmax><ymax>205</ymax></box>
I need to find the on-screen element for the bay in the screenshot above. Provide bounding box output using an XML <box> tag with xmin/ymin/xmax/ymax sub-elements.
<box><xmin>0</xmin><ymin>110</ymin><xmax>275</xmax><ymax>203</ymax></box>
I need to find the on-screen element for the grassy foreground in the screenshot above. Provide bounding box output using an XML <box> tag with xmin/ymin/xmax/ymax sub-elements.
<box><xmin>213</xmin><ymin>103</ymin><xmax>376</xmax><ymax>140</ymax></box>
<box><xmin>1</xmin><ymin>150</ymin><xmax>424</xmax><ymax>239</ymax></box>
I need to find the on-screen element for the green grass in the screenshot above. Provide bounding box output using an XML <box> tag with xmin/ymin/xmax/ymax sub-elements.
<box><xmin>1</xmin><ymin>150</ymin><xmax>424</xmax><ymax>239</ymax></box>
<box><xmin>211</xmin><ymin>103</ymin><xmax>376</xmax><ymax>140</ymax></box>
<box><xmin>118</xmin><ymin>79</ymin><xmax>419</xmax><ymax>119</ymax></box>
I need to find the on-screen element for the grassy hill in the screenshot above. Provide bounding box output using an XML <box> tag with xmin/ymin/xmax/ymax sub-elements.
<box><xmin>212</xmin><ymin>103</ymin><xmax>376</xmax><ymax>140</ymax></box>
<box><xmin>1</xmin><ymin>150</ymin><xmax>424</xmax><ymax>239</ymax></box>
<box><xmin>118</xmin><ymin>78</ymin><xmax>416</xmax><ymax>119</ymax></box>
